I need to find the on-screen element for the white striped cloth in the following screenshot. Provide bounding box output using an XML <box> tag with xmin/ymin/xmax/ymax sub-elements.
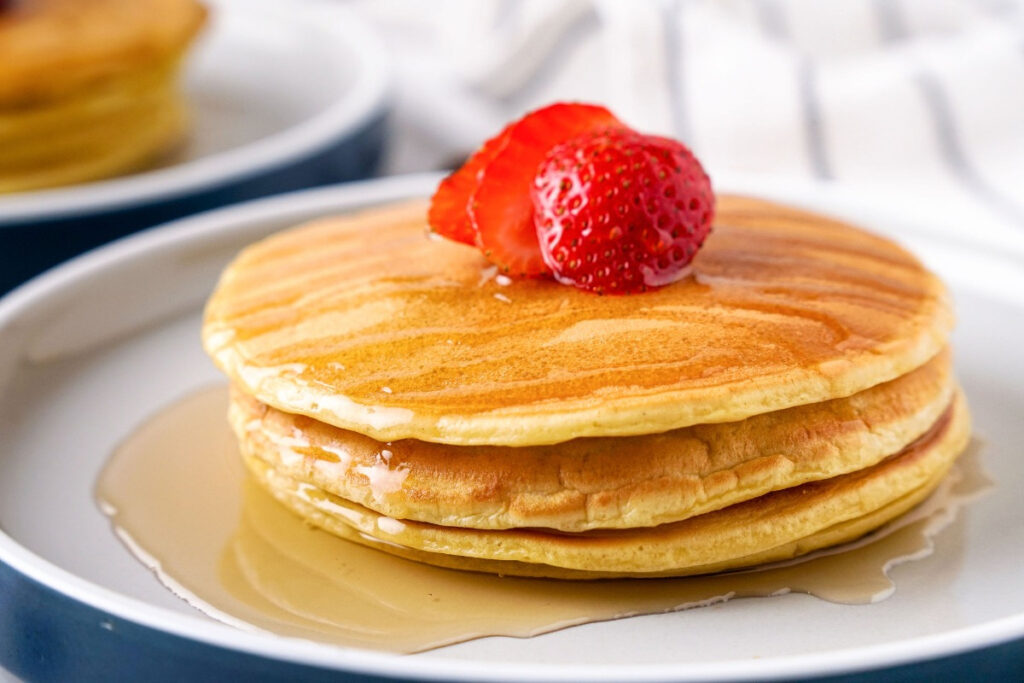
<box><xmin>347</xmin><ymin>0</ymin><xmax>1024</xmax><ymax>247</ymax></box>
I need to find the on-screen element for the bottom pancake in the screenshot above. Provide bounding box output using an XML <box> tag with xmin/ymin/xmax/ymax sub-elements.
<box><xmin>242</xmin><ymin>392</ymin><xmax>970</xmax><ymax>579</ymax></box>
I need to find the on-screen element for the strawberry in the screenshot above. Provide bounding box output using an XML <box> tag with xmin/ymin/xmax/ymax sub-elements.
<box><xmin>427</xmin><ymin>123</ymin><xmax>513</xmax><ymax>246</ymax></box>
<box><xmin>468</xmin><ymin>103</ymin><xmax>626</xmax><ymax>277</ymax></box>
<box><xmin>531</xmin><ymin>128</ymin><xmax>714</xmax><ymax>294</ymax></box>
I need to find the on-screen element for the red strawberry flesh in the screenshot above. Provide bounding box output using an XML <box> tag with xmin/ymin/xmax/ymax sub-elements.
<box><xmin>531</xmin><ymin>128</ymin><xmax>714</xmax><ymax>294</ymax></box>
<box><xmin>427</xmin><ymin>124</ymin><xmax>513</xmax><ymax>246</ymax></box>
<box><xmin>469</xmin><ymin>103</ymin><xmax>625</xmax><ymax>277</ymax></box>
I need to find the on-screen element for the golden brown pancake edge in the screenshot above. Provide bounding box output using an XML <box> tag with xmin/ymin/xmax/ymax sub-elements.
<box><xmin>241</xmin><ymin>392</ymin><xmax>970</xmax><ymax>579</ymax></box>
<box><xmin>203</xmin><ymin>196</ymin><xmax>953</xmax><ymax>446</ymax></box>
<box><xmin>230</xmin><ymin>348</ymin><xmax>955</xmax><ymax>532</ymax></box>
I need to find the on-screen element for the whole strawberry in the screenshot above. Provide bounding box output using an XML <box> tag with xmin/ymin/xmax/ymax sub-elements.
<box><xmin>531</xmin><ymin>128</ymin><xmax>714</xmax><ymax>294</ymax></box>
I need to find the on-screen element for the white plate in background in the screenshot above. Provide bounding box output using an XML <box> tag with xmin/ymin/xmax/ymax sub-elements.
<box><xmin>0</xmin><ymin>0</ymin><xmax>390</xmax><ymax>226</ymax></box>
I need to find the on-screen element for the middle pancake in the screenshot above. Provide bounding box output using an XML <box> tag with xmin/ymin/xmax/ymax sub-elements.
<box><xmin>231</xmin><ymin>348</ymin><xmax>953</xmax><ymax>532</ymax></box>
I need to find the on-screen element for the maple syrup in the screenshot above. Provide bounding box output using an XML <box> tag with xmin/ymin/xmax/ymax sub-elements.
<box><xmin>96</xmin><ymin>385</ymin><xmax>989</xmax><ymax>653</ymax></box>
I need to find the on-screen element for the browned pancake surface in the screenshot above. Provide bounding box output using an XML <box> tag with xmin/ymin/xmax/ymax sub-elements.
<box><xmin>0</xmin><ymin>0</ymin><xmax>207</xmax><ymax>105</ymax></box>
<box><xmin>205</xmin><ymin>196</ymin><xmax>952</xmax><ymax>446</ymax></box>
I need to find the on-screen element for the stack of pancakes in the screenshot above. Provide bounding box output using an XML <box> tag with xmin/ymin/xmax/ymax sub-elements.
<box><xmin>0</xmin><ymin>0</ymin><xmax>206</xmax><ymax>193</ymax></box>
<box><xmin>202</xmin><ymin>196</ymin><xmax>968</xmax><ymax>579</ymax></box>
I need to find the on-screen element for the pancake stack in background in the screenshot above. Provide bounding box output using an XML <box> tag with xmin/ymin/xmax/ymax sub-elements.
<box><xmin>202</xmin><ymin>196</ymin><xmax>968</xmax><ymax>579</ymax></box>
<box><xmin>0</xmin><ymin>0</ymin><xmax>206</xmax><ymax>193</ymax></box>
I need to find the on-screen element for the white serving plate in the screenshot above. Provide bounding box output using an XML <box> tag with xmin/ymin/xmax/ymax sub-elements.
<box><xmin>0</xmin><ymin>0</ymin><xmax>389</xmax><ymax>226</ymax></box>
<box><xmin>2</xmin><ymin>174</ymin><xmax>1024</xmax><ymax>681</ymax></box>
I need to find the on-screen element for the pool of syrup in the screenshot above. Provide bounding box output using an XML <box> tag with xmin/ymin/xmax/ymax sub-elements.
<box><xmin>96</xmin><ymin>386</ymin><xmax>990</xmax><ymax>654</ymax></box>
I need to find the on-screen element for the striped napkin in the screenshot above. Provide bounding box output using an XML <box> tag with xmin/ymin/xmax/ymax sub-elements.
<box><xmin>348</xmin><ymin>0</ymin><xmax>1024</xmax><ymax>248</ymax></box>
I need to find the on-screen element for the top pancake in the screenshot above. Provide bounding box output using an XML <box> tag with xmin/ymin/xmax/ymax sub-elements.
<box><xmin>0</xmin><ymin>0</ymin><xmax>207</xmax><ymax>105</ymax></box>
<box><xmin>203</xmin><ymin>196</ymin><xmax>952</xmax><ymax>446</ymax></box>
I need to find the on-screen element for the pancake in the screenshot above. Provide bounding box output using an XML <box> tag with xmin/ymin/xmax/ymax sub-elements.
<box><xmin>0</xmin><ymin>0</ymin><xmax>206</xmax><ymax>192</ymax></box>
<box><xmin>203</xmin><ymin>196</ymin><xmax>952</xmax><ymax>447</ymax></box>
<box><xmin>242</xmin><ymin>392</ymin><xmax>969</xmax><ymax>579</ymax></box>
<box><xmin>230</xmin><ymin>348</ymin><xmax>954</xmax><ymax>531</ymax></box>
<box><xmin>0</xmin><ymin>0</ymin><xmax>206</xmax><ymax>104</ymax></box>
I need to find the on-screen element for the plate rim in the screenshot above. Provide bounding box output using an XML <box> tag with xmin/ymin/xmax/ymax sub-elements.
<box><xmin>0</xmin><ymin>0</ymin><xmax>391</xmax><ymax>227</ymax></box>
<box><xmin>2</xmin><ymin>173</ymin><xmax>1024</xmax><ymax>682</ymax></box>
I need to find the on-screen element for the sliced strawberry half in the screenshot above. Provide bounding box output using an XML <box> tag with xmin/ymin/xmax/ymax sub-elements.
<box><xmin>469</xmin><ymin>103</ymin><xmax>626</xmax><ymax>277</ymax></box>
<box><xmin>428</xmin><ymin>123</ymin><xmax>514</xmax><ymax>246</ymax></box>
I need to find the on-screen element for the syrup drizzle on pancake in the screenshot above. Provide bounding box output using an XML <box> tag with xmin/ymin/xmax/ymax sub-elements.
<box><xmin>203</xmin><ymin>196</ymin><xmax>952</xmax><ymax>445</ymax></box>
